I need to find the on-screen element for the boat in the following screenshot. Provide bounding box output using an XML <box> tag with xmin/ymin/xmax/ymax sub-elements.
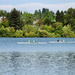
<box><xmin>17</xmin><ymin>42</ymin><xmax>47</xmax><ymax>44</ymax></box>
<box><xmin>17</xmin><ymin>41</ymin><xmax>75</xmax><ymax>44</ymax></box>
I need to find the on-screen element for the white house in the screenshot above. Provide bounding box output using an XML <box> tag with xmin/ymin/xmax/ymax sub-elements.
<box><xmin>0</xmin><ymin>17</ymin><xmax>6</xmax><ymax>23</ymax></box>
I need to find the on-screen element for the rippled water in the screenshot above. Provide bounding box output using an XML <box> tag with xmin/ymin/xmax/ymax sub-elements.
<box><xmin>0</xmin><ymin>52</ymin><xmax>75</xmax><ymax>75</ymax></box>
<box><xmin>0</xmin><ymin>38</ymin><xmax>75</xmax><ymax>75</ymax></box>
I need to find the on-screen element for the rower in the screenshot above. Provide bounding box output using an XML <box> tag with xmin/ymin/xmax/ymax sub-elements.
<box><xmin>57</xmin><ymin>40</ymin><xmax>61</xmax><ymax>42</ymax></box>
<box><xmin>33</xmin><ymin>40</ymin><xmax>36</xmax><ymax>43</ymax></box>
<box><xmin>63</xmin><ymin>40</ymin><xmax>65</xmax><ymax>42</ymax></box>
<box><xmin>28</xmin><ymin>40</ymin><xmax>30</xmax><ymax>43</ymax></box>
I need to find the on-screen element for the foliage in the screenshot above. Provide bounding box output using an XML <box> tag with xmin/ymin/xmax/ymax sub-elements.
<box><xmin>56</xmin><ymin>10</ymin><xmax>64</xmax><ymax>23</ymax></box>
<box><xmin>22</xmin><ymin>12</ymin><xmax>33</xmax><ymax>25</ymax></box>
<box><xmin>22</xmin><ymin>25</ymin><xmax>36</xmax><ymax>37</ymax></box>
<box><xmin>1</xmin><ymin>20</ymin><xmax>9</xmax><ymax>27</ymax></box>
<box><xmin>42</xmin><ymin>25</ymin><xmax>54</xmax><ymax>33</ymax></box>
<box><xmin>28</xmin><ymin>32</ymin><xmax>36</xmax><ymax>37</ymax></box>
<box><xmin>0</xmin><ymin>8</ymin><xmax>75</xmax><ymax>37</ymax></box>
<box><xmin>52</xmin><ymin>22</ymin><xmax>63</xmax><ymax>36</ymax></box>
<box><xmin>36</xmin><ymin>19</ymin><xmax>43</xmax><ymax>28</ymax></box>
<box><xmin>62</xmin><ymin>25</ymin><xmax>75</xmax><ymax>37</ymax></box>
<box><xmin>0</xmin><ymin>10</ymin><xmax>7</xmax><ymax>16</ymax></box>
<box><xmin>9</xmin><ymin>8</ymin><xmax>22</xmax><ymax>30</ymax></box>
<box><xmin>63</xmin><ymin>8</ymin><xmax>75</xmax><ymax>31</ymax></box>
<box><xmin>15</xmin><ymin>30</ymin><xmax>23</xmax><ymax>37</ymax></box>
<box><xmin>38</xmin><ymin>30</ymin><xmax>50</xmax><ymax>37</ymax></box>
<box><xmin>0</xmin><ymin>26</ymin><xmax>15</xmax><ymax>37</ymax></box>
<box><xmin>33</xmin><ymin>8</ymin><xmax>55</xmax><ymax>21</ymax></box>
<box><xmin>43</xmin><ymin>17</ymin><xmax>51</xmax><ymax>26</ymax></box>
<box><xmin>49</xmin><ymin>33</ymin><xmax>61</xmax><ymax>37</ymax></box>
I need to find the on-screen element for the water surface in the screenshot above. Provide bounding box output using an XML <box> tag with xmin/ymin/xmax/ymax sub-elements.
<box><xmin>0</xmin><ymin>38</ymin><xmax>75</xmax><ymax>75</ymax></box>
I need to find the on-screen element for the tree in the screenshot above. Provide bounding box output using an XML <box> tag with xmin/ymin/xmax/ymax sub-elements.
<box><xmin>37</xmin><ymin>19</ymin><xmax>43</xmax><ymax>27</ymax></box>
<box><xmin>56</xmin><ymin>10</ymin><xmax>60</xmax><ymax>22</ymax></box>
<box><xmin>38</xmin><ymin>30</ymin><xmax>50</xmax><ymax>37</ymax></box>
<box><xmin>0</xmin><ymin>10</ymin><xmax>7</xmax><ymax>16</ymax></box>
<box><xmin>69</xmin><ymin>18</ymin><xmax>75</xmax><ymax>32</ymax></box>
<box><xmin>53</xmin><ymin>22</ymin><xmax>63</xmax><ymax>36</ymax></box>
<box><xmin>38</xmin><ymin>9</ymin><xmax>42</xmax><ymax>19</ymax></box>
<box><xmin>42</xmin><ymin>25</ymin><xmax>54</xmax><ymax>33</ymax></box>
<box><xmin>42</xmin><ymin>8</ymin><xmax>49</xmax><ymax>14</ymax></box>
<box><xmin>43</xmin><ymin>17</ymin><xmax>51</xmax><ymax>26</ymax></box>
<box><xmin>9</xmin><ymin>8</ymin><xmax>22</xmax><ymax>30</ymax></box>
<box><xmin>15</xmin><ymin>30</ymin><xmax>23</xmax><ymax>37</ymax></box>
<box><xmin>60</xmin><ymin>11</ymin><xmax>64</xmax><ymax>24</ymax></box>
<box><xmin>1</xmin><ymin>20</ymin><xmax>9</xmax><ymax>27</ymax></box>
<box><xmin>22</xmin><ymin>12</ymin><xmax>33</xmax><ymax>25</ymax></box>
<box><xmin>22</xmin><ymin>25</ymin><xmax>36</xmax><ymax>36</ymax></box>
<box><xmin>64</xmin><ymin>8</ymin><xmax>75</xmax><ymax>32</ymax></box>
<box><xmin>62</xmin><ymin>25</ymin><xmax>75</xmax><ymax>37</ymax></box>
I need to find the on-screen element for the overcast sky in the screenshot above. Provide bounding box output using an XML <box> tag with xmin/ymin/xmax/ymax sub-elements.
<box><xmin>0</xmin><ymin>0</ymin><xmax>75</xmax><ymax>13</ymax></box>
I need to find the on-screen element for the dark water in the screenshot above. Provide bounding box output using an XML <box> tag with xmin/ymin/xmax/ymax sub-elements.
<box><xmin>0</xmin><ymin>38</ymin><xmax>75</xmax><ymax>75</ymax></box>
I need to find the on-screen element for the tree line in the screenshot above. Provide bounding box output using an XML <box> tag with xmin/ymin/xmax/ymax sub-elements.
<box><xmin>0</xmin><ymin>8</ymin><xmax>75</xmax><ymax>37</ymax></box>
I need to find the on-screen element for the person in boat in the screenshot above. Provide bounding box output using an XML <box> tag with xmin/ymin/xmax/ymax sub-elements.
<box><xmin>63</xmin><ymin>40</ymin><xmax>65</xmax><ymax>42</ymax></box>
<box><xmin>28</xmin><ymin>40</ymin><xmax>31</xmax><ymax>43</ymax></box>
<box><xmin>57</xmin><ymin>40</ymin><xmax>61</xmax><ymax>42</ymax></box>
<box><xmin>63</xmin><ymin>40</ymin><xmax>66</xmax><ymax>42</ymax></box>
<box><xmin>33</xmin><ymin>40</ymin><xmax>36</xmax><ymax>43</ymax></box>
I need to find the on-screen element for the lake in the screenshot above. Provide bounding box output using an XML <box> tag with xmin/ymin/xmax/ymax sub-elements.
<box><xmin>0</xmin><ymin>38</ymin><xmax>75</xmax><ymax>52</ymax></box>
<box><xmin>0</xmin><ymin>38</ymin><xmax>75</xmax><ymax>75</ymax></box>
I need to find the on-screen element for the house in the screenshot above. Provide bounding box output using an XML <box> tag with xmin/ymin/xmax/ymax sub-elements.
<box><xmin>0</xmin><ymin>16</ymin><xmax>6</xmax><ymax>23</ymax></box>
<box><xmin>33</xmin><ymin>20</ymin><xmax>39</xmax><ymax>25</ymax></box>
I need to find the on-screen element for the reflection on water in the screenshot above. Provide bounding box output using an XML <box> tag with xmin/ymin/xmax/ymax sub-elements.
<box><xmin>0</xmin><ymin>52</ymin><xmax>75</xmax><ymax>75</ymax></box>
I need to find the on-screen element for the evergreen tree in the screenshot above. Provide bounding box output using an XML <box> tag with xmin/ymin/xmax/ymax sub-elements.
<box><xmin>64</xmin><ymin>8</ymin><xmax>75</xmax><ymax>32</ymax></box>
<box><xmin>9</xmin><ymin>8</ymin><xmax>21</xmax><ymax>30</ymax></box>
<box><xmin>56</xmin><ymin>10</ymin><xmax>60</xmax><ymax>22</ymax></box>
<box><xmin>42</xmin><ymin>8</ymin><xmax>49</xmax><ymax>14</ymax></box>
<box><xmin>38</xmin><ymin>9</ymin><xmax>42</xmax><ymax>19</ymax></box>
<box><xmin>60</xmin><ymin>11</ymin><xmax>64</xmax><ymax>24</ymax></box>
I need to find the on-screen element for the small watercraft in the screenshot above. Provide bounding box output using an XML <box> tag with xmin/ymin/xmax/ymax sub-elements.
<box><xmin>17</xmin><ymin>42</ymin><xmax>47</xmax><ymax>44</ymax></box>
<box><xmin>17</xmin><ymin>41</ymin><xmax>75</xmax><ymax>44</ymax></box>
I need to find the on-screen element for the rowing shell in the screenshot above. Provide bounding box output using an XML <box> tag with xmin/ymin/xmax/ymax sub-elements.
<box><xmin>17</xmin><ymin>41</ymin><xmax>75</xmax><ymax>44</ymax></box>
<box><xmin>17</xmin><ymin>42</ymin><xmax>47</xmax><ymax>44</ymax></box>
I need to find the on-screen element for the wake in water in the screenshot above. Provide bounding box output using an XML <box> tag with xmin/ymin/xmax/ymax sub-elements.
<box><xmin>0</xmin><ymin>52</ymin><xmax>75</xmax><ymax>75</ymax></box>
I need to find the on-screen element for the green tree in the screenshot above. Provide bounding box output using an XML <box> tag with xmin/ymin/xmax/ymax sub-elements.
<box><xmin>38</xmin><ymin>30</ymin><xmax>50</xmax><ymax>37</ymax></box>
<box><xmin>28</xmin><ymin>32</ymin><xmax>36</xmax><ymax>37</ymax></box>
<box><xmin>38</xmin><ymin>9</ymin><xmax>42</xmax><ymax>19</ymax></box>
<box><xmin>42</xmin><ymin>25</ymin><xmax>54</xmax><ymax>33</ymax></box>
<box><xmin>53</xmin><ymin>22</ymin><xmax>63</xmax><ymax>36</ymax></box>
<box><xmin>69</xmin><ymin>18</ymin><xmax>75</xmax><ymax>32</ymax></box>
<box><xmin>15</xmin><ymin>30</ymin><xmax>23</xmax><ymax>37</ymax></box>
<box><xmin>43</xmin><ymin>17</ymin><xmax>51</xmax><ymax>26</ymax></box>
<box><xmin>64</xmin><ymin>8</ymin><xmax>75</xmax><ymax>32</ymax></box>
<box><xmin>56</xmin><ymin>10</ymin><xmax>60</xmax><ymax>22</ymax></box>
<box><xmin>22</xmin><ymin>12</ymin><xmax>33</xmax><ymax>25</ymax></box>
<box><xmin>60</xmin><ymin>11</ymin><xmax>64</xmax><ymax>24</ymax></box>
<box><xmin>62</xmin><ymin>25</ymin><xmax>75</xmax><ymax>37</ymax></box>
<box><xmin>42</xmin><ymin>8</ymin><xmax>49</xmax><ymax>14</ymax></box>
<box><xmin>9</xmin><ymin>8</ymin><xmax>22</xmax><ymax>30</ymax></box>
<box><xmin>22</xmin><ymin>25</ymin><xmax>36</xmax><ymax>36</ymax></box>
<box><xmin>0</xmin><ymin>10</ymin><xmax>7</xmax><ymax>16</ymax></box>
<box><xmin>1</xmin><ymin>20</ymin><xmax>9</xmax><ymax>27</ymax></box>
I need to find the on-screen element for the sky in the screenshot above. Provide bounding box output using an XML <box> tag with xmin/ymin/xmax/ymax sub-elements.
<box><xmin>0</xmin><ymin>0</ymin><xmax>75</xmax><ymax>13</ymax></box>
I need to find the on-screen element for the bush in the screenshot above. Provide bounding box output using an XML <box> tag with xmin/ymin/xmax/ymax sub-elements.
<box><xmin>38</xmin><ymin>30</ymin><xmax>50</xmax><ymax>37</ymax></box>
<box><xmin>15</xmin><ymin>30</ymin><xmax>23</xmax><ymax>37</ymax></box>
<box><xmin>28</xmin><ymin>32</ymin><xmax>36</xmax><ymax>37</ymax></box>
